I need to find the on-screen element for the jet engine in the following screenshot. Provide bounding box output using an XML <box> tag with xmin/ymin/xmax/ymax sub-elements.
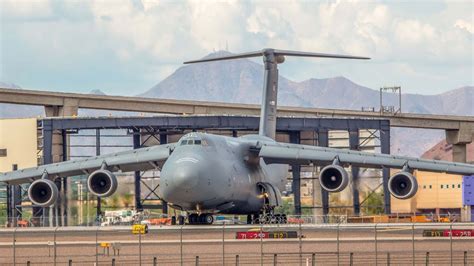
<box><xmin>87</xmin><ymin>169</ymin><xmax>118</xmax><ymax>197</ymax></box>
<box><xmin>28</xmin><ymin>179</ymin><xmax>58</xmax><ymax>207</ymax></box>
<box><xmin>319</xmin><ymin>164</ymin><xmax>349</xmax><ymax>192</ymax></box>
<box><xmin>388</xmin><ymin>171</ymin><xmax>418</xmax><ymax>199</ymax></box>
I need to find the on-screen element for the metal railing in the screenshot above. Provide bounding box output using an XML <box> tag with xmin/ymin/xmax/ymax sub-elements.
<box><xmin>0</xmin><ymin>223</ymin><xmax>472</xmax><ymax>265</ymax></box>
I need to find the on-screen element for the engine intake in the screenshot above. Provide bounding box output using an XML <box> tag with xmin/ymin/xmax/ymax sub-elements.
<box><xmin>87</xmin><ymin>169</ymin><xmax>118</xmax><ymax>197</ymax></box>
<box><xmin>28</xmin><ymin>179</ymin><xmax>58</xmax><ymax>207</ymax></box>
<box><xmin>319</xmin><ymin>165</ymin><xmax>349</xmax><ymax>192</ymax></box>
<box><xmin>388</xmin><ymin>171</ymin><xmax>418</xmax><ymax>199</ymax></box>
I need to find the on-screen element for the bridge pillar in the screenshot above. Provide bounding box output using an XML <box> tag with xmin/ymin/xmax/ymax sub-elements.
<box><xmin>44</xmin><ymin>99</ymin><xmax>79</xmax><ymax>117</ymax></box>
<box><xmin>451</xmin><ymin>144</ymin><xmax>467</xmax><ymax>163</ymax></box>
<box><xmin>445</xmin><ymin>122</ymin><xmax>474</xmax><ymax>163</ymax></box>
<box><xmin>446</xmin><ymin>123</ymin><xmax>473</xmax><ymax>222</ymax></box>
<box><xmin>40</xmin><ymin>103</ymin><xmax>78</xmax><ymax>226</ymax></box>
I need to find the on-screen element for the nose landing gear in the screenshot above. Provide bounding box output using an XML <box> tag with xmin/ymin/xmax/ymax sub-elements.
<box><xmin>248</xmin><ymin>185</ymin><xmax>288</xmax><ymax>224</ymax></box>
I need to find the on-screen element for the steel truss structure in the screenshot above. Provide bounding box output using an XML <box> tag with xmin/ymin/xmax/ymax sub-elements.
<box><xmin>5</xmin><ymin>115</ymin><xmax>391</xmax><ymax>226</ymax></box>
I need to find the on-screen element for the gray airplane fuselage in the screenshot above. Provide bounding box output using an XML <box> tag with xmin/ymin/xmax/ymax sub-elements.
<box><xmin>159</xmin><ymin>132</ymin><xmax>288</xmax><ymax>214</ymax></box>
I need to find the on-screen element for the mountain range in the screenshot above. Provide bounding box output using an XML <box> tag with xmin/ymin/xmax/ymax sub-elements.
<box><xmin>1</xmin><ymin>51</ymin><xmax>473</xmax><ymax>157</ymax></box>
<box><xmin>141</xmin><ymin>51</ymin><xmax>473</xmax><ymax>117</ymax></box>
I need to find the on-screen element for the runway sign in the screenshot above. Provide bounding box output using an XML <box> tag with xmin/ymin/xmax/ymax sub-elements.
<box><xmin>132</xmin><ymin>224</ymin><xmax>148</xmax><ymax>234</ymax></box>
<box><xmin>422</xmin><ymin>229</ymin><xmax>473</xmax><ymax>237</ymax></box>
<box><xmin>236</xmin><ymin>231</ymin><xmax>298</xmax><ymax>239</ymax></box>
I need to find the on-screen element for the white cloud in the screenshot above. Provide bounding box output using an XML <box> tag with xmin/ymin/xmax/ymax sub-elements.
<box><xmin>455</xmin><ymin>19</ymin><xmax>473</xmax><ymax>33</ymax></box>
<box><xmin>0</xmin><ymin>0</ymin><xmax>53</xmax><ymax>20</ymax></box>
<box><xmin>187</xmin><ymin>1</ymin><xmax>247</xmax><ymax>52</ymax></box>
<box><xmin>141</xmin><ymin>0</ymin><xmax>161</xmax><ymax>12</ymax></box>
<box><xmin>246</xmin><ymin>6</ymin><xmax>293</xmax><ymax>39</ymax></box>
<box><xmin>0</xmin><ymin>0</ymin><xmax>472</xmax><ymax>94</ymax></box>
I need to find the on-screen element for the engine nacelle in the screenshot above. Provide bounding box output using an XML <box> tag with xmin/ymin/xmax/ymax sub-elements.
<box><xmin>319</xmin><ymin>165</ymin><xmax>349</xmax><ymax>192</ymax></box>
<box><xmin>28</xmin><ymin>179</ymin><xmax>58</xmax><ymax>207</ymax></box>
<box><xmin>87</xmin><ymin>169</ymin><xmax>118</xmax><ymax>197</ymax></box>
<box><xmin>388</xmin><ymin>171</ymin><xmax>418</xmax><ymax>199</ymax></box>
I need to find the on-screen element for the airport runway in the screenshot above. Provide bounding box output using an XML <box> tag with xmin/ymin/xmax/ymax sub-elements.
<box><xmin>0</xmin><ymin>223</ymin><xmax>473</xmax><ymax>265</ymax></box>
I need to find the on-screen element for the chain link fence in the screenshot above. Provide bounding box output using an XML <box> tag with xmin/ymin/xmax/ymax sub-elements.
<box><xmin>0</xmin><ymin>223</ymin><xmax>473</xmax><ymax>265</ymax></box>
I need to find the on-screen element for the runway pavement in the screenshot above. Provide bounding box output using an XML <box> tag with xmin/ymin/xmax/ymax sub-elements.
<box><xmin>0</xmin><ymin>223</ymin><xmax>472</xmax><ymax>265</ymax></box>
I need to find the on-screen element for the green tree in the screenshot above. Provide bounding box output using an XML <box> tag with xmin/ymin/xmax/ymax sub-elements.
<box><xmin>108</xmin><ymin>195</ymin><xmax>120</xmax><ymax>208</ymax></box>
<box><xmin>275</xmin><ymin>197</ymin><xmax>294</xmax><ymax>215</ymax></box>
<box><xmin>122</xmin><ymin>193</ymin><xmax>134</xmax><ymax>208</ymax></box>
<box><xmin>361</xmin><ymin>191</ymin><xmax>384</xmax><ymax>215</ymax></box>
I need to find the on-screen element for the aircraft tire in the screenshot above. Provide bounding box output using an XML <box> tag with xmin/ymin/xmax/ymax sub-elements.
<box><xmin>178</xmin><ymin>216</ymin><xmax>185</xmax><ymax>225</ymax></box>
<box><xmin>274</xmin><ymin>214</ymin><xmax>281</xmax><ymax>224</ymax></box>
<box><xmin>246</xmin><ymin>214</ymin><xmax>252</xmax><ymax>224</ymax></box>
<box><xmin>198</xmin><ymin>214</ymin><xmax>206</xmax><ymax>224</ymax></box>
<box><xmin>189</xmin><ymin>214</ymin><xmax>198</xmax><ymax>224</ymax></box>
<box><xmin>264</xmin><ymin>215</ymin><xmax>271</xmax><ymax>224</ymax></box>
<box><xmin>204</xmin><ymin>214</ymin><xmax>214</xmax><ymax>225</ymax></box>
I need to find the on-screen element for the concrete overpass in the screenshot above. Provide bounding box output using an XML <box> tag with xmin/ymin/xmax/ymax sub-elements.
<box><xmin>1</xmin><ymin>87</ymin><xmax>473</xmax><ymax>162</ymax></box>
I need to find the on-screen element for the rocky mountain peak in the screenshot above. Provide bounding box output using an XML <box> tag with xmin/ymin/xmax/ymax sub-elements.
<box><xmin>89</xmin><ymin>89</ymin><xmax>106</xmax><ymax>95</ymax></box>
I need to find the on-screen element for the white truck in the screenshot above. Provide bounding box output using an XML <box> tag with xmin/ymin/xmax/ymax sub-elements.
<box><xmin>101</xmin><ymin>210</ymin><xmax>138</xmax><ymax>226</ymax></box>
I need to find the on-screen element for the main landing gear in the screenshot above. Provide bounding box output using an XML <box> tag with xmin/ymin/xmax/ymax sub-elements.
<box><xmin>188</xmin><ymin>213</ymin><xmax>214</xmax><ymax>225</ymax></box>
<box><xmin>171</xmin><ymin>213</ymin><xmax>214</xmax><ymax>225</ymax></box>
<box><xmin>247</xmin><ymin>208</ymin><xmax>288</xmax><ymax>224</ymax></box>
<box><xmin>247</xmin><ymin>213</ymin><xmax>288</xmax><ymax>224</ymax></box>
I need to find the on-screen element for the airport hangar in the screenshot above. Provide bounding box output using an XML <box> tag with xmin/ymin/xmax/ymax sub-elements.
<box><xmin>1</xmin><ymin>88</ymin><xmax>473</xmax><ymax>226</ymax></box>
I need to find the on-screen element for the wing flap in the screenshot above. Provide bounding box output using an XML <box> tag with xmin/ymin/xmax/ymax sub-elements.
<box><xmin>259</xmin><ymin>143</ymin><xmax>474</xmax><ymax>175</ymax></box>
<box><xmin>0</xmin><ymin>143</ymin><xmax>175</xmax><ymax>185</ymax></box>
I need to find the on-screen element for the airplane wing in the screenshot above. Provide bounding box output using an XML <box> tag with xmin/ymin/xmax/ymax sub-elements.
<box><xmin>0</xmin><ymin>143</ymin><xmax>176</xmax><ymax>185</ymax></box>
<box><xmin>258</xmin><ymin>142</ymin><xmax>474</xmax><ymax>175</ymax></box>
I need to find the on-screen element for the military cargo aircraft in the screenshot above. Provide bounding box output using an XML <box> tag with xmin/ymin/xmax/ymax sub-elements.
<box><xmin>1</xmin><ymin>49</ymin><xmax>473</xmax><ymax>225</ymax></box>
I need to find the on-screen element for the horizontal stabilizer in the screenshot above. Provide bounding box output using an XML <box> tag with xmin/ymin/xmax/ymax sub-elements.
<box><xmin>184</xmin><ymin>51</ymin><xmax>263</xmax><ymax>64</ymax></box>
<box><xmin>272</xmin><ymin>49</ymin><xmax>370</xmax><ymax>60</ymax></box>
<box><xmin>184</xmin><ymin>48</ymin><xmax>370</xmax><ymax>64</ymax></box>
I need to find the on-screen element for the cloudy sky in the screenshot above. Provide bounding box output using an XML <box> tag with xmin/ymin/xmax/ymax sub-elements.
<box><xmin>0</xmin><ymin>0</ymin><xmax>472</xmax><ymax>96</ymax></box>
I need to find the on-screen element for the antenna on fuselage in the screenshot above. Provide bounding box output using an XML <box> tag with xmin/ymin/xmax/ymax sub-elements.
<box><xmin>184</xmin><ymin>48</ymin><xmax>370</xmax><ymax>139</ymax></box>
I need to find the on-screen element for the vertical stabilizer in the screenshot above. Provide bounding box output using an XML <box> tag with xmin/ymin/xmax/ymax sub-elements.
<box><xmin>184</xmin><ymin>49</ymin><xmax>369</xmax><ymax>139</ymax></box>
<box><xmin>258</xmin><ymin>50</ymin><xmax>282</xmax><ymax>139</ymax></box>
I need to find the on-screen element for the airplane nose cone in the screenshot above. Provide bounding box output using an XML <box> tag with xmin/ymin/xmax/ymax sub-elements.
<box><xmin>172</xmin><ymin>161</ymin><xmax>200</xmax><ymax>189</ymax></box>
<box><xmin>159</xmin><ymin>156</ymin><xmax>205</xmax><ymax>205</ymax></box>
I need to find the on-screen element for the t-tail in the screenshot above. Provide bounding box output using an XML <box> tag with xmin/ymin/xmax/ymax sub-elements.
<box><xmin>184</xmin><ymin>48</ymin><xmax>370</xmax><ymax>139</ymax></box>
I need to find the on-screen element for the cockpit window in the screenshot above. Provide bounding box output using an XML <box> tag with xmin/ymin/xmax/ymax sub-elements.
<box><xmin>180</xmin><ymin>138</ymin><xmax>204</xmax><ymax>146</ymax></box>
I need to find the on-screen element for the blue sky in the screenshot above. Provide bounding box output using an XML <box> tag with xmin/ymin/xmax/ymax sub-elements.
<box><xmin>0</xmin><ymin>0</ymin><xmax>472</xmax><ymax>96</ymax></box>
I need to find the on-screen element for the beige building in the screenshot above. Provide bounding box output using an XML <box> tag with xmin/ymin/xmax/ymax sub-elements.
<box><xmin>0</xmin><ymin>118</ymin><xmax>38</xmax><ymax>172</ymax></box>
<box><xmin>391</xmin><ymin>170</ymin><xmax>465</xmax><ymax>218</ymax></box>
